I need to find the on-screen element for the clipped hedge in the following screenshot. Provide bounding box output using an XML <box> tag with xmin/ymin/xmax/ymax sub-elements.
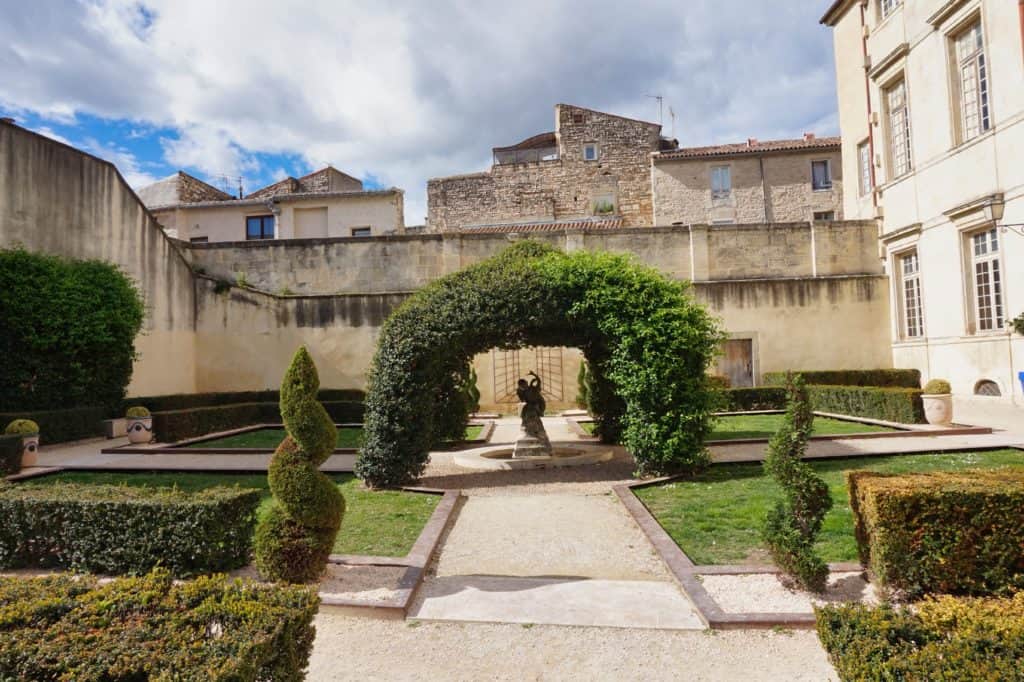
<box><xmin>763</xmin><ymin>369</ymin><xmax>921</xmax><ymax>389</ymax></box>
<box><xmin>848</xmin><ymin>469</ymin><xmax>1024</xmax><ymax>598</ymax></box>
<box><xmin>808</xmin><ymin>385</ymin><xmax>925</xmax><ymax>424</ymax></box>
<box><xmin>125</xmin><ymin>388</ymin><xmax>364</xmax><ymax>414</ymax></box>
<box><xmin>0</xmin><ymin>435</ymin><xmax>21</xmax><ymax>477</ymax></box>
<box><xmin>817</xmin><ymin>593</ymin><xmax>1024</xmax><ymax>681</ymax></box>
<box><xmin>0</xmin><ymin>569</ymin><xmax>318</xmax><ymax>681</ymax></box>
<box><xmin>0</xmin><ymin>406</ymin><xmax>105</xmax><ymax>444</ymax></box>
<box><xmin>0</xmin><ymin>247</ymin><xmax>144</xmax><ymax>412</ymax></box>
<box><xmin>720</xmin><ymin>387</ymin><xmax>787</xmax><ymax>411</ymax></box>
<box><xmin>152</xmin><ymin>400</ymin><xmax>365</xmax><ymax>443</ymax></box>
<box><xmin>0</xmin><ymin>482</ymin><xmax>261</xmax><ymax>576</ymax></box>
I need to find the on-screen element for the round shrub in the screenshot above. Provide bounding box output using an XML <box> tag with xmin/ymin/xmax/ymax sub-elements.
<box><xmin>357</xmin><ymin>241</ymin><xmax>724</xmax><ymax>488</ymax></box>
<box><xmin>125</xmin><ymin>406</ymin><xmax>150</xmax><ymax>418</ymax></box>
<box><xmin>923</xmin><ymin>378</ymin><xmax>951</xmax><ymax>395</ymax></box>
<box><xmin>4</xmin><ymin>419</ymin><xmax>39</xmax><ymax>436</ymax></box>
<box><xmin>0</xmin><ymin>247</ymin><xmax>144</xmax><ymax>412</ymax></box>
<box><xmin>254</xmin><ymin>347</ymin><xmax>344</xmax><ymax>583</ymax></box>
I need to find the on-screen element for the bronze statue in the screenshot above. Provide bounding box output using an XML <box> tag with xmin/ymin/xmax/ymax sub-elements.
<box><xmin>514</xmin><ymin>371</ymin><xmax>551</xmax><ymax>456</ymax></box>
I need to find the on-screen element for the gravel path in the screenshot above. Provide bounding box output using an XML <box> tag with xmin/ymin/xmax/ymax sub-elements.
<box><xmin>307</xmin><ymin>616</ymin><xmax>837</xmax><ymax>681</ymax></box>
<box><xmin>699</xmin><ymin>572</ymin><xmax>878</xmax><ymax>614</ymax></box>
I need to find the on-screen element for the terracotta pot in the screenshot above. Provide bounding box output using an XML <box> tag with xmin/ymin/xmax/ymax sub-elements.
<box><xmin>20</xmin><ymin>434</ymin><xmax>39</xmax><ymax>467</ymax></box>
<box><xmin>922</xmin><ymin>393</ymin><xmax>953</xmax><ymax>426</ymax></box>
<box><xmin>126</xmin><ymin>417</ymin><xmax>153</xmax><ymax>444</ymax></box>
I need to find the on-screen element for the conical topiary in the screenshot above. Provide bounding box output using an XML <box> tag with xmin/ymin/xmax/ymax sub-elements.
<box><xmin>254</xmin><ymin>346</ymin><xmax>344</xmax><ymax>583</ymax></box>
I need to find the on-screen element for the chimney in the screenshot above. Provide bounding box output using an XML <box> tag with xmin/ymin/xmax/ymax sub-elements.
<box><xmin>747</xmin><ymin>137</ymin><xmax>758</xmax><ymax>147</ymax></box>
<box><xmin>803</xmin><ymin>132</ymin><xmax>817</xmax><ymax>142</ymax></box>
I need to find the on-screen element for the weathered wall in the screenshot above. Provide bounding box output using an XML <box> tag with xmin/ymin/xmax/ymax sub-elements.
<box><xmin>652</xmin><ymin>149</ymin><xmax>844</xmax><ymax>225</ymax></box>
<box><xmin>427</xmin><ymin>104</ymin><xmax>662</xmax><ymax>230</ymax></box>
<box><xmin>0</xmin><ymin>121</ymin><xmax>199</xmax><ymax>397</ymax></box>
<box><xmin>185</xmin><ymin>221</ymin><xmax>884</xmax><ymax>295</ymax></box>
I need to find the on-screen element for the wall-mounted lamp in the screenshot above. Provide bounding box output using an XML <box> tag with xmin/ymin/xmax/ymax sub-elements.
<box><xmin>987</xmin><ymin>196</ymin><xmax>1024</xmax><ymax>236</ymax></box>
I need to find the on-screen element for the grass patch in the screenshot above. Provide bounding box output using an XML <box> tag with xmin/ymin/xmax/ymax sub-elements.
<box><xmin>187</xmin><ymin>424</ymin><xmax>484</xmax><ymax>450</ymax></box>
<box><xmin>22</xmin><ymin>472</ymin><xmax>439</xmax><ymax>557</ymax></box>
<box><xmin>634</xmin><ymin>449</ymin><xmax>1024</xmax><ymax>565</ymax></box>
<box><xmin>579</xmin><ymin>414</ymin><xmax>893</xmax><ymax>440</ymax></box>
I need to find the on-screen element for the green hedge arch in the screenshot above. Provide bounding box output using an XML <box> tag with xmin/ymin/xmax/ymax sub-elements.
<box><xmin>356</xmin><ymin>241</ymin><xmax>725</xmax><ymax>488</ymax></box>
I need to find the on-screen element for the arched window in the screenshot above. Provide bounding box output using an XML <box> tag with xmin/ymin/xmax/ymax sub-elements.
<box><xmin>974</xmin><ymin>380</ymin><xmax>1001</xmax><ymax>397</ymax></box>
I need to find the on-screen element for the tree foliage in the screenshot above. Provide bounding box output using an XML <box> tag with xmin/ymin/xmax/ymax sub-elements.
<box><xmin>0</xmin><ymin>247</ymin><xmax>144</xmax><ymax>411</ymax></box>
<box><xmin>762</xmin><ymin>374</ymin><xmax>833</xmax><ymax>591</ymax></box>
<box><xmin>357</xmin><ymin>241</ymin><xmax>724</xmax><ymax>488</ymax></box>
<box><xmin>254</xmin><ymin>347</ymin><xmax>344</xmax><ymax>582</ymax></box>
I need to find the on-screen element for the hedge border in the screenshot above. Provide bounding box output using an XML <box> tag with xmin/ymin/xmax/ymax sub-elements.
<box><xmin>0</xmin><ymin>435</ymin><xmax>21</xmax><ymax>477</ymax></box>
<box><xmin>124</xmin><ymin>389</ymin><xmax>364</xmax><ymax>414</ymax></box>
<box><xmin>0</xmin><ymin>406</ymin><xmax>105</xmax><ymax>444</ymax></box>
<box><xmin>151</xmin><ymin>400</ymin><xmax>365</xmax><ymax>443</ymax></box>
<box><xmin>763</xmin><ymin>369</ymin><xmax>921</xmax><ymax>389</ymax></box>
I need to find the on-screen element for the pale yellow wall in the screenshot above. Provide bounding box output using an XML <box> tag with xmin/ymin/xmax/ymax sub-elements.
<box><xmin>829</xmin><ymin>0</ymin><xmax>1024</xmax><ymax>403</ymax></box>
<box><xmin>165</xmin><ymin>192</ymin><xmax>404</xmax><ymax>243</ymax></box>
<box><xmin>652</xmin><ymin>150</ymin><xmax>844</xmax><ymax>225</ymax></box>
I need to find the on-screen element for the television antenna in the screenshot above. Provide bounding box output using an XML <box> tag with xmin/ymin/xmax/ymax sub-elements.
<box><xmin>211</xmin><ymin>173</ymin><xmax>244</xmax><ymax>198</ymax></box>
<box><xmin>646</xmin><ymin>94</ymin><xmax>664</xmax><ymax>125</ymax></box>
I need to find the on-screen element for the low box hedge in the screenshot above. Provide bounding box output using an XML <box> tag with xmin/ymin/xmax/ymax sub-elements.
<box><xmin>848</xmin><ymin>469</ymin><xmax>1024</xmax><ymax>598</ymax></box>
<box><xmin>0</xmin><ymin>435</ymin><xmax>21</xmax><ymax>477</ymax></box>
<box><xmin>0</xmin><ymin>406</ymin><xmax>105</xmax><ymax>444</ymax></box>
<box><xmin>808</xmin><ymin>385</ymin><xmax>924</xmax><ymax>423</ymax></box>
<box><xmin>0</xmin><ymin>569</ymin><xmax>318</xmax><ymax>681</ymax></box>
<box><xmin>763</xmin><ymin>369</ymin><xmax>921</xmax><ymax>389</ymax></box>
<box><xmin>126</xmin><ymin>388</ymin><xmax>364</xmax><ymax>414</ymax></box>
<box><xmin>0</xmin><ymin>483</ymin><xmax>261</xmax><ymax>576</ymax></box>
<box><xmin>720</xmin><ymin>387</ymin><xmax>787</xmax><ymax>411</ymax></box>
<box><xmin>152</xmin><ymin>400</ymin><xmax>366</xmax><ymax>442</ymax></box>
<box><xmin>816</xmin><ymin>593</ymin><xmax>1024</xmax><ymax>681</ymax></box>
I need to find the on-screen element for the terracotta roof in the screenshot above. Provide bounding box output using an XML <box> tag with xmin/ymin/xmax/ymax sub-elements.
<box><xmin>148</xmin><ymin>188</ymin><xmax>400</xmax><ymax>211</ymax></box>
<box><xmin>460</xmin><ymin>218</ymin><xmax>624</xmax><ymax>234</ymax></box>
<box><xmin>656</xmin><ymin>136</ymin><xmax>841</xmax><ymax>161</ymax></box>
<box><xmin>492</xmin><ymin>132</ymin><xmax>557</xmax><ymax>154</ymax></box>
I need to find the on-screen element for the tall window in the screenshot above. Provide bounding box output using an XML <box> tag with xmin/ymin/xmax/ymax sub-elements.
<box><xmin>971</xmin><ymin>227</ymin><xmax>1003</xmax><ymax>331</ymax></box>
<box><xmin>858</xmin><ymin>140</ymin><xmax>873</xmax><ymax>196</ymax></box>
<box><xmin>955</xmin><ymin>20</ymin><xmax>990</xmax><ymax>142</ymax></box>
<box><xmin>898</xmin><ymin>251</ymin><xmax>923</xmax><ymax>338</ymax></box>
<box><xmin>811</xmin><ymin>160</ymin><xmax>832</xmax><ymax>190</ymax></box>
<box><xmin>880</xmin><ymin>0</ymin><xmax>901</xmax><ymax>19</ymax></box>
<box><xmin>583</xmin><ymin>143</ymin><xmax>599</xmax><ymax>161</ymax></box>
<box><xmin>886</xmin><ymin>80</ymin><xmax>912</xmax><ymax>178</ymax></box>
<box><xmin>246</xmin><ymin>215</ymin><xmax>274</xmax><ymax>240</ymax></box>
<box><xmin>711</xmin><ymin>165</ymin><xmax>731</xmax><ymax>203</ymax></box>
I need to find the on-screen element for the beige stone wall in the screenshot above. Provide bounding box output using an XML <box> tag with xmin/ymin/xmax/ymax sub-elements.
<box><xmin>828</xmin><ymin>0</ymin><xmax>1024</xmax><ymax>403</ymax></box>
<box><xmin>652</xmin><ymin>150</ymin><xmax>844</xmax><ymax>225</ymax></box>
<box><xmin>427</xmin><ymin>105</ymin><xmax>662</xmax><ymax>230</ymax></box>
<box><xmin>160</xmin><ymin>191</ymin><xmax>404</xmax><ymax>243</ymax></box>
<box><xmin>0</xmin><ymin>122</ymin><xmax>199</xmax><ymax>397</ymax></box>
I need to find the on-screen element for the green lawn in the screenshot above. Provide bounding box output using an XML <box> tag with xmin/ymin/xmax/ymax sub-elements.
<box><xmin>579</xmin><ymin>414</ymin><xmax>894</xmax><ymax>440</ymax></box>
<box><xmin>187</xmin><ymin>424</ymin><xmax>484</xmax><ymax>450</ymax></box>
<box><xmin>634</xmin><ymin>449</ymin><xmax>1024</xmax><ymax>565</ymax></box>
<box><xmin>23</xmin><ymin>472</ymin><xmax>439</xmax><ymax>557</ymax></box>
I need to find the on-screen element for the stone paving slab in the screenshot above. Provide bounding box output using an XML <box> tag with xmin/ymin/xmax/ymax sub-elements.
<box><xmin>409</xmin><ymin>575</ymin><xmax>704</xmax><ymax>630</ymax></box>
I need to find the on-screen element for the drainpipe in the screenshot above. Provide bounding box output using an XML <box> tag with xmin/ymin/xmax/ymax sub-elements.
<box><xmin>758</xmin><ymin>155</ymin><xmax>772</xmax><ymax>223</ymax></box>
<box><xmin>860</xmin><ymin>1</ymin><xmax>878</xmax><ymax>213</ymax></box>
<box><xmin>1019</xmin><ymin>0</ymin><xmax>1024</xmax><ymax>65</ymax></box>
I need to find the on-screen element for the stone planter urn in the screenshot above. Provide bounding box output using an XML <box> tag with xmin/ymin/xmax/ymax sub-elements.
<box><xmin>125</xmin><ymin>407</ymin><xmax>153</xmax><ymax>444</ymax></box>
<box><xmin>4</xmin><ymin>419</ymin><xmax>40</xmax><ymax>469</ymax></box>
<box><xmin>921</xmin><ymin>379</ymin><xmax>953</xmax><ymax>426</ymax></box>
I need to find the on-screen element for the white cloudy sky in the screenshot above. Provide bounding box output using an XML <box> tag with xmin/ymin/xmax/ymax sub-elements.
<box><xmin>1</xmin><ymin>0</ymin><xmax>839</xmax><ymax>224</ymax></box>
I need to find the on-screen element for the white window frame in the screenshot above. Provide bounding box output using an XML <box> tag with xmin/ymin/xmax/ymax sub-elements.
<box><xmin>813</xmin><ymin>211</ymin><xmax>836</xmax><ymax>221</ymax></box>
<box><xmin>857</xmin><ymin>140</ymin><xmax>873</xmax><ymax>196</ymax></box>
<box><xmin>811</xmin><ymin>159</ymin><xmax>833</xmax><ymax>191</ymax></box>
<box><xmin>350</xmin><ymin>226</ymin><xmax>372</xmax><ymax>237</ymax></box>
<box><xmin>953</xmin><ymin>18</ymin><xmax>991</xmax><ymax>144</ymax></box>
<box><xmin>968</xmin><ymin>227</ymin><xmax>1004</xmax><ymax>332</ymax></box>
<box><xmin>880</xmin><ymin>0</ymin><xmax>901</xmax><ymax>20</ymax></box>
<box><xmin>884</xmin><ymin>78</ymin><xmax>912</xmax><ymax>179</ymax></box>
<box><xmin>582</xmin><ymin>143</ymin><xmax>599</xmax><ymax>162</ymax></box>
<box><xmin>710</xmin><ymin>165</ymin><xmax>732</xmax><ymax>203</ymax></box>
<box><xmin>896</xmin><ymin>250</ymin><xmax>924</xmax><ymax>339</ymax></box>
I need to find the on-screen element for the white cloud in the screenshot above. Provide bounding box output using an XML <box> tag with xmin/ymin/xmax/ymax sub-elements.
<box><xmin>80</xmin><ymin>137</ymin><xmax>159</xmax><ymax>188</ymax></box>
<box><xmin>0</xmin><ymin>0</ymin><xmax>839</xmax><ymax>223</ymax></box>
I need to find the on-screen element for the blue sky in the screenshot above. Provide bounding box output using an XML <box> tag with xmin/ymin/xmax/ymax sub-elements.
<box><xmin>1</xmin><ymin>0</ymin><xmax>839</xmax><ymax>223</ymax></box>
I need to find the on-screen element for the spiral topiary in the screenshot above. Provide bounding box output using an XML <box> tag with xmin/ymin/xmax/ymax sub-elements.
<box><xmin>254</xmin><ymin>347</ymin><xmax>344</xmax><ymax>583</ymax></box>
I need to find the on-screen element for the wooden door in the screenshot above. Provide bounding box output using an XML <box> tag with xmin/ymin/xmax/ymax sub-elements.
<box><xmin>717</xmin><ymin>339</ymin><xmax>753</xmax><ymax>388</ymax></box>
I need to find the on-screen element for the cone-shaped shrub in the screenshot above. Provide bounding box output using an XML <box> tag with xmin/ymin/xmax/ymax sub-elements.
<box><xmin>762</xmin><ymin>374</ymin><xmax>833</xmax><ymax>592</ymax></box>
<box><xmin>255</xmin><ymin>347</ymin><xmax>344</xmax><ymax>583</ymax></box>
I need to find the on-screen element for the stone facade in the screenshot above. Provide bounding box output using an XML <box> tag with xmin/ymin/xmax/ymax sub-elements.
<box><xmin>427</xmin><ymin>104</ymin><xmax>667</xmax><ymax>231</ymax></box>
<box><xmin>245</xmin><ymin>166</ymin><xmax>363</xmax><ymax>200</ymax></box>
<box><xmin>652</xmin><ymin>137</ymin><xmax>844</xmax><ymax>224</ymax></box>
<box><xmin>136</xmin><ymin>171</ymin><xmax>234</xmax><ymax>208</ymax></box>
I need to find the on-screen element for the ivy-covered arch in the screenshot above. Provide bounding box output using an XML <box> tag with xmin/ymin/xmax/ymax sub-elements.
<box><xmin>356</xmin><ymin>241</ymin><xmax>725</xmax><ymax>488</ymax></box>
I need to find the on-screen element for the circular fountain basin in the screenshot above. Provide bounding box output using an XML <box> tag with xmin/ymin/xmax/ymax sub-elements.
<box><xmin>452</xmin><ymin>444</ymin><xmax>614</xmax><ymax>470</ymax></box>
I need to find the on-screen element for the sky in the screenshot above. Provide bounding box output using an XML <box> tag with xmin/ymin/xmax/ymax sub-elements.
<box><xmin>1</xmin><ymin>0</ymin><xmax>839</xmax><ymax>225</ymax></box>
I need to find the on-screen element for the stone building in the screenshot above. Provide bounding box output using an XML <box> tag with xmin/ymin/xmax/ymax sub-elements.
<box><xmin>427</xmin><ymin>104</ymin><xmax>676</xmax><ymax>231</ymax></box>
<box><xmin>652</xmin><ymin>135</ymin><xmax>844</xmax><ymax>224</ymax></box>
<box><xmin>139</xmin><ymin>166</ymin><xmax>405</xmax><ymax>242</ymax></box>
<box><xmin>823</xmin><ymin>0</ymin><xmax>1024</xmax><ymax>407</ymax></box>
